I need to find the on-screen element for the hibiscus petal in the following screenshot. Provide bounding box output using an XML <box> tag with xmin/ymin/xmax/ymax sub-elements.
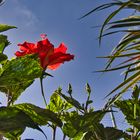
<box><xmin>47</xmin><ymin>53</ymin><xmax>74</xmax><ymax>70</ymax></box>
<box><xmin>54</xmin><ymin>43</ymin><xmax>67</xmax><ymax>53</ymax></box>
<box><xmin>18</xmin><ymin>42</ymin><xmax>35</xmax><ymax>51</ymax></box>
<box><xmin>15</xmin><ymin>51</ymin><xmax>26</xmax><ymax>57</ymax></box>
<box><xmin>47</xmin><ymin>63</ymin><xmax>61</xmax><ymax>70</ymax></box>
<box><xmin>37</xmin><ymin>38</ymin><xmax>53</xmax><ymax>47</ymax></box>
<box><xmin>36</xmin><ymin>39</ymin><xmax>55</xmax><ymax>69</ymax></box>
<box><xmin>15</xmin><ymin>36</ymin><xmax>74</xmax><ymax>70</ymax></box>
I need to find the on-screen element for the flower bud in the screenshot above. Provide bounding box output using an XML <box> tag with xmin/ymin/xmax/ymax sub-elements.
<box><xmin>85</xmin><ymin>83</ymin><xmax>91</xmax><ymax>95</ymax></box>
<box><xmin>67</xmin><ymin>83</ymin><xmax>72</xmax><ymax>95</ymax></box>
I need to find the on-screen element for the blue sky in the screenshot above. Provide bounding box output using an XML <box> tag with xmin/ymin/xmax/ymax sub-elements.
<box><xmin>0</xmin><ymin>0</ymin><xmax>127</xmax><ymax>139</ymax></box>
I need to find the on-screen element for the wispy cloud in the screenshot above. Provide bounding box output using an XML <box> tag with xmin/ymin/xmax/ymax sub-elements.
<box><xmin>9</xmin><ymin>0</ymin><xmax>38</xmax><ymax>27</ymax></box>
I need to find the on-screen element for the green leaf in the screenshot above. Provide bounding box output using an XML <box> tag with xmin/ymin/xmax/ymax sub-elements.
<box><xmin>97</xmin><ymin>60</ymin><xmax>140</xmax><ymax>72</ymax></box>
<box><xmin>62</xmin><ymin>111</ymin><xmax>82</xmax><ymax>138</ymax></box>
<box><xmin>0</xmin><ymin>35</ymin><xmax>10</xmax><ymax>53</ymax></box>
<box><xmin>47</xmin><ymin>90</ymin><xmax>73</xmax><ymax>113</ymax></box>
<box><xmin>106</xmin><ymin>70</ymin><xmax>140</xmax><ymax>98</ymax></box>
<box><xmin>62</xmin><ymin>110</ymin><xmax>108</xmax><ymax>138</ymax></box>
<box><xmin>0</xmin><ymin>53</ymin><xmax>7</xmax><ymax>63</ymax></box>
<box><xmin>56</xmin><ymin>88</ymin><xmax>84</xmax><ymax>111</ymax></box>
<box><xmin>110</xmin><ymin>16</ymin><xmax>140</xmax><ymax>24</ymax></box>
<box><xmin>0</xmin><ymin>107</ymin><xmax>26</xmax><ymax>134</ymax></box>
<box><xmin>4</xmin><ymin>128</ymin><xmax>24</xmax><ymax>140</ymax></box>
<box><xmin>115</xmin><ymin>99</ymin><xmax>140</xmax><ymax>130</ymax></box>
<box><xmin>0</xmin><ymin>54</ymin><xmax>42</xmax><ymax>85</ymax></box>
<box><xmin>0</xmin><ymin>80</ymin><xmax>34</xmax><ymax>105</ymax></box>
<box><xmin>99</xmin><ymin>1</ymin><xmax>132</xmax><ymax>45</ymax></box>
<box><xmin>79</xmin><ymin>2</ymin><xmax>122</xmax><ymax>19</ymax></box>
<box><xmin>0</xmin><ymin>55</ymin><xmax>43</xmax><ymax>104</ymax></box>
<box><xmin>109</xmin><ymin>22</ymin><xmax>140</xmax><ymax>29</ymax></box>
<box><xmin>107</xmin><ymin>16</ymin><xmax>140</xmax><ymax>30</ymax></box>
<box><xmin>0</xmin><ymin>24</ymin><xmax>16</xmax><ymax>33</ymax></box>
<box><xmin>72</xmin><ymin>132</ymin><xmax>84</xmax><ymax>140</ymax></box>
<box><xmin>104</xmin><ymin>73</ymin><xmax>140</xmax><ymax>108</ymax></box>
<box><xmin>14</xmin><ymin>103</ymin><xmax>62</xmax><ymax>127</ymax></box>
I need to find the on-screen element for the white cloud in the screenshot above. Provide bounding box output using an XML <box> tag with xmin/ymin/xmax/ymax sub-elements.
<box><xmin>11</xmin><ymin>0</ymin><xmax>38</xmax><ymax>27</ymax></box>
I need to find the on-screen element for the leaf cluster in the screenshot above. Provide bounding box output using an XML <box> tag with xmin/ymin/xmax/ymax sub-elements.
<box><xmin>45</xmin><ymin>85</ymin><xmax>130</xmax><ymax>140</ymax></box>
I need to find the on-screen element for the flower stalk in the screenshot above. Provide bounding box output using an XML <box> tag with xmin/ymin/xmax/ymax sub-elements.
<box><xmin>52</xmin><ymin>126</ymin><xmax>56</xmax><ymax>140</ymax></box>
<box><xmin>40</xmin><ymin>75</ymin><xmax>47</xmax><ymax>106</ymax></box>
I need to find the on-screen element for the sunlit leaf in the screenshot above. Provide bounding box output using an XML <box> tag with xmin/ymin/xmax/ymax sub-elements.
<box><xmin>0</xmin><ymin>24</ymin><xmax>16</xmax><ymax>33</ymax></box>
<box><xmin>62</xmin><ymin>110</ymin><xmax>108</xmax><ymax>138</ymax></box>
<box><xmin>58</xmin><ymin>89</ymin><xmax>84</xmax><ymax>111</ymax></box>
<box><xmin>47</xmin><ymin>91</ymin><xmax>73</xmax><ymax>113</ymax></box>
<box><xmin>0</xmin><ymin>55</ymin><xmax>43</xmax><ymax>104</ymax></box>
<box><xmin>0</xmin><ymin>54</ymin><xmax>42</xmax><ymax>86</ymax></box>
<box><xmin>14</xmin><ymin>103</ymin><xmax>62</xmax><ymax>127</ymax></box>
<box><xmin>4</xmin><ymin>128</ymin><xmax>24</xmax><ymax>140</ymax></box>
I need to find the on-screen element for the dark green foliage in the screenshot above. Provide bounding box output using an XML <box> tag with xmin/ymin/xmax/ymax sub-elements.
<box><xmin>0</xmin><ymin>106</ymin><xmax>46</xmax><ymax>139</ymax></box>
<box><xmin>62</xmin><ymin>110</ymin><xmax>108</xmax><ymax>139</ymax></box>
<box><xmin>0</xmin><ymin>103</ymin><xmax>63</xmax><ymax>139</ymax></box>
<box><xmin>0</xmin><ymin>35</ymin><xmax>10</xmax><ymax>53</ymax></box>
<box><xmin>0</xmin><ymin>107</ymin><xmax>26</xmax><ymax>133</ymax></box>
<box><xmin>0</xmin><ymin>53</ymin><xmax>7</xmax><ymax>63</ymax></box>
<box><xmin>82</xmin><ymin>124</ymin><xmax>130</xmax><ymax>140</ymax></box>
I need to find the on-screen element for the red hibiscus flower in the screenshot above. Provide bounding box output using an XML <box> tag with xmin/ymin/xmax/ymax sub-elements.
<box><xmin>15</xmin><ymin>35</ymin><xmax>74</xmax><ymax>70</ymax></box>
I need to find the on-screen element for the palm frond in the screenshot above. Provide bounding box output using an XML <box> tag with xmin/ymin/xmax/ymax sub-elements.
<box><xmin>83</xmin><ymin>1</ymin><xmax>140</xmax><ymax>104</ymax></box>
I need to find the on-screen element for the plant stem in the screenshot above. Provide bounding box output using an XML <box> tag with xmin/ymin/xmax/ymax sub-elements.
<box><xmin>85</xmin><ymin>94</ymin><xmax>90</xmax><ymax>111</ymax></box>
<box><xmin>7</xmin><ymin>89</ymin><xmax>11</xmax><ymax>107</ymax></box>
<box><xmin>40</xmin><ymin>77</ymin><xmax>47</xmax><ymax>106</ymax></box>
<box><xmin>132</xmin><ymin>103</ymin><xmax>137</xmax><ymax>139</ymax></box>
<box><xmin>52</xmin><ymin>126</ymin><xmax>56</xmax><ymax>140</ymax></box>
<box><xmin>63</xmin><ymin>134</ymin><xmax>66</xmax><ymax>140</ymax></box>
<box><xmin>109</xmin><ymin>106</ymin><xmax>117</xmax><ymax>128</ymax></box>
